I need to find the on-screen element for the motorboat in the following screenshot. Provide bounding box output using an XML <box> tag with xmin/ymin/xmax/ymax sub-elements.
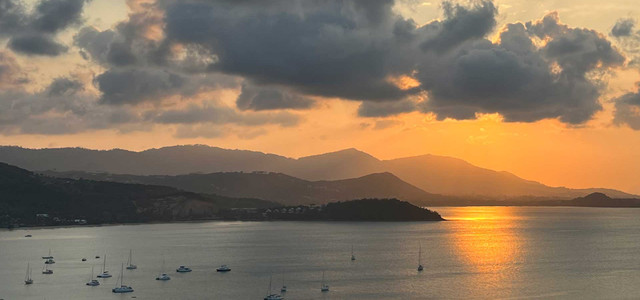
<box><xmin>156</xmin><ymin>273</ymin><xmax>171</xmax><ymax>281</ymax></box>
<box><xmin>216</xmin><ymin>265</ymin><xmax>231</xmax><ymax>272</ymax></box>
<box><xmin>176</xmin><ymin>265</ymin><xmax>192</xmax><ymax>273</ymax></box>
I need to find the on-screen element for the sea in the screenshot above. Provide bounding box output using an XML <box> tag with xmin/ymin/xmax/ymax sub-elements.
<box><xmin>1</xmin><ymin>206</ymin><xmax>639</xmax><ymax>299</ymax></box>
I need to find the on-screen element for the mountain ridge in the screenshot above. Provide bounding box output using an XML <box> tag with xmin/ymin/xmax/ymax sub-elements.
<box><xmin>0</xmin><ymin>144</ymin><xmax>635</xmax><ymax>199</ymax></box>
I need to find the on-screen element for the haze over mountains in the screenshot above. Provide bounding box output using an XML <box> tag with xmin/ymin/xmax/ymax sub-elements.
<box><xmin>0</xmin><ymin>145</ymin><xmax>635</xmax><ymax>199</ymax></box>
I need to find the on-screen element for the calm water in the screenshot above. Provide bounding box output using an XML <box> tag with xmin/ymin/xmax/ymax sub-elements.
<box><xmin>1</xmin><ymin>207</ymin><xmax>640</xmax><ymax>299</ymax></box>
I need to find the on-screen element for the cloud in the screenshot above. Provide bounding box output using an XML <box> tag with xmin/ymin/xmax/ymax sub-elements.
<box><xmin>0</xmin><ymin>0</ymin><xmax>88</xmax><ymax>56</ymax></box>
<box><xmin>0</xmin><ymin>50</ymin><xmax>27</xmax><ymax>88</ymax></box>
<box><xmin>613</xmin><ymin>86</ymin><xmax>640</xmax><ymax>130</ymax></box>
<box><xmin>416</xmin><ymin>12</ymin><xmax>624</xmax><ymax>124</ymax></box>
<box><xmin>95</xmin><ymin>68</ymin><xmax>186</xmax><ymax>105</ymax></box>
<box><xmin>357</xmin><ymin>99</ymin><xmax>417</xmax><ymax>117</ymax></box>
<box><xmin>236</xmin><ymin>83</ymin><xmax>315</xmax><ymax>111</ymax></box>
<box><xmin>150</xmin><ymin>101</ymin><xmax>301</xmax><ymax>127</ymax></box>
<box><xmin>611</xmin><ymin>18</ymin><xmax>635</xmax><ymax>37</ymax></box>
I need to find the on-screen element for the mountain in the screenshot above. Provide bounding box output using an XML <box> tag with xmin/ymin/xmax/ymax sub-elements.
<box><xmin>0</xmin><ymin>145</ymin><xmax>636</xmax><ymax>199</ymax></box>
<box><xmin>0</xmin><ymin>162</ymin><xmax>276</xmax><ymax>227</ymax></box>
<box><xmin>41</xmin><ymin>170</ymin><xmax>447</xmax><ymax>206</ymax></box>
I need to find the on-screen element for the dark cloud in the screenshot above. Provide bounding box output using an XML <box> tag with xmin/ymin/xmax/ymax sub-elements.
<box><xmin>161</xmin><ymin>0</ymin><xmax>418</xmax><ymax>101</ymax></box>
<box><xmin>416</xmin><ymin>13</ymin><xmax>624</xmax><ymax>124</ymax></box>
<box><xmin>47</xmin><ymin>77</ymin><xmax>84</xmax><ymax>96</ymax></box>
<box><xmin>0</xmin><ymin>50</ymin><xmax>27</xmax><ymax>88</ymax></box>
<box><xmin>420</xmin><ymin>0</ymin><xmax>497</xmax><ymax>53</ymax></box>
<box><xmin>0</xmin><ymin>0</ymin><xmax>88</xmax><ymax>56</ymax></box>
<box><xmin>357</xmin><ymin>99</ymin><xmax>417</xmax><ymax>117</ymax></box>
<box><xmin>95</xmin><ymin>68</ymin><xmax>186</xmax><ymax>105</ymax></box>
<box><xmin>613</xmin><ymin>87</ymin><xmax>640</xmax><ymax>130</ymax></box>
<box><xmin>8</xmin><ymin>33</ymin><xmax>68</xmax><ymax>56</ymax></box>
<box><xmin>236</xmin><ymin>83</ymin><xmax>315</xmax><ymax>111</ymax></box>
<box><xmin>611</xmin><ymin>18</ymin><xmax>635</xmax><ymax>37</ymax></box>
<box><xmin>151</xmin><ymin>101</ymin><xmax>300</xmax><ymax>127</ymax></box>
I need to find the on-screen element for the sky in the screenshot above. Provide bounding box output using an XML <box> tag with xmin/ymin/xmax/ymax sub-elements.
<box><xmin>0</xmin><ymin>0</ymin><xmax>639</xmax><ymax>194</ymax></box>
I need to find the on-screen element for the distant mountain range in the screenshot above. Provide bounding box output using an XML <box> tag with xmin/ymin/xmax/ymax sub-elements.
<box><xmin>0</xmin><ymin>145</ymin><xmax>636</xmax><ymax>199</ymax></box>
<box><xmin>0</xmin><ymin>162</ymin><xmax>276</xmax><ymax>226</ymax></box>
<box><xmin>41</xmin><ymin>170</ymin><xmax>453</xmax><ymax>206</ymax></box>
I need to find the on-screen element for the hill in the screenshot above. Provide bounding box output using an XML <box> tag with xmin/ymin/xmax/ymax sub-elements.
<box><xmin>41</xmin><ymin>170</ymin><xmax>449</xmax><ymax>206</ymax></box>
<box><xmin>0</xmin><ymin>163</ymin><xmax>276</xmax><ymax>227</ymax></box>
<box><xmin>0</xmin><ymin>145</ymin><xmax>636</xmax><ymax>199</ymax></box>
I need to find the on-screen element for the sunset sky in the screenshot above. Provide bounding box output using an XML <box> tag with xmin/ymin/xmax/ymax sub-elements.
<box><xmin>0</xmin><ymin>0</ymin><xmax>639</xmax><ymax>194</ymax></box>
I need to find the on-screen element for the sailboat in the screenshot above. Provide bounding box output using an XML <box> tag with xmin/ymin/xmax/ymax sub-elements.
<box><xmin>24</xmin><ymin>263</ymin><xmax>33</xmax><ymax>285</ymax></box>
<box><xmin>264</xmin><ymin>274</ymin><xmax>284</xmax><ymax>300</ymax></box>
<box><xmin>42</xmin><ymin>249</ymin><xmax>54</xmax><ymax>259</ymax></box>
<box><xmin>320</xmin><ymin>271</ymin><xmax>329</xmax><ymax>292</ymax></box>
<box><xmin>155</xmin><ymin>255</ymin><xmax>170</xmax><ymax>281</ymax></box>
<box><xmin>42</xmin><ymin>263</ymin><xmax>53</xmax><ymax>274</ymax></box>
<box><xmin>280</xmin><ymin>272</ymin><xmax>287</xmax><ymax>293</ymax></box>
<box><xmin>112</xmin><ymin>263</ymin><xmax>134</xmax><ymax>293</ymax></box>
<box><xmin>97</xmin><ymin>254</ymin><xmax>112</xmax><ymax>278</ymax></box>
<box><xmin>417</xmin><ymin>244</ymin><xmax>424</xmax><ymax>272</ymax></box>
<box><xmin>351</xmin><ymin>245</ymin><xmax>356</xmax><ymax>261</ymax></box>
<box><xmin>126</xmin><ymin>249</ymin><xmax>137</xmax><ymax>270</ymax></box>
<box><xmin>86</xmin><ymin>266</ymin><xmax>100</xmax><ymax>286</ymax></box>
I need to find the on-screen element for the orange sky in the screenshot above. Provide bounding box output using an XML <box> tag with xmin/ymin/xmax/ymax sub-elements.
<box><xmin>1</xmin><ymin>0</ymin><xmax>639</xmax><ymax>195</ymax></box>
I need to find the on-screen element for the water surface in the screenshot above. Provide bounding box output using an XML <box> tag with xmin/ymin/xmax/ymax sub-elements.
<box><xmin>1</xmin><ymin>207</ymin><xmax>639</xmax><ymax>299</ymax></box>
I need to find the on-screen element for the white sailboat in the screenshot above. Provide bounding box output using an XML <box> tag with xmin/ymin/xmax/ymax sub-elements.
<box><xmin>126</xmin><ymin>249</ymin><xmax>137</xmax><ymax>270</ymax></box>
<box><xmin>112</xmin><ymin>263</ymin><xmax>134</xmax><ymax>293</ymax></box>
<box><xmin>97</xmin><ymin>254</ymin><xmax>112</xmax><ymax>278</ymax></box>
<box><xmin>264</xmin><ymin>274</ymin><xmax>284</xmax><ymax>300</ymax></box>
<box><xmin>280</xmin><ymin>272</ymin><xmax>287</xmax><ymax>293</ymax></box>
<box><xmin>42</xmin><ymin>263</ymin><xmax>53</xmax><ymax>274</ymax></box>
<box><xmin>42</xmin><ymin>249</ymin><xmax>54</xmax><ymax>259</ymax></box>
<box><xmin>86</xmin><ymin>266</ymin><xmax>100</xmax><ymax>286</ymax></box>
<box><xmin>417</xmin><ymin>244</ymin><xmax>424</xmax><ymax>272</ymax></box>
<box><xmin>156</xmin><ymin>255</ymin><xmax>170</xmax><ymax>281</ymax></box>
<box><xmin>320</xmin><ymin>271</ymin><xmax>329</xmax><ymax>292</ymax></box>
<box><xmin>351</xmin><ymin>245</ymin><xmax>356</xmax><ymax>261</ymax></box>
<box><xmin>24</xmin><ymin>263</ymin><xmax>33</xmax><ymax>285</ymax></box>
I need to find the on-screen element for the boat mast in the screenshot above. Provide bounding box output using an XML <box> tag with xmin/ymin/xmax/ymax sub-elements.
<box><xmin>103</xmin><ymin>254</ymin><xmax>107</xmax><ymax>272</ymax></box>
<box><xmin>25</xmin><ymin>263</ymin><xmax>29</xmax><ymax>281</ymax></box>
<box><xmin>419</xmin><ymin>243</ymin><xmax>422</xmax><ymax>265</ymax></box>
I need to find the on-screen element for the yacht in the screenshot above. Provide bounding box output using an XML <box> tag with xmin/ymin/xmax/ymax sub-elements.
<box><xmin>264</xmin><ymin>274</ymin><xmax>284</xmax><ymax>300</ymax></box>
<box><xmin>176</xmin><ymin>265</ymin><xmax>192</xmax><ymax>273</ymax></box>
<box><xmin>42</xmin><ymin>263</ymin><xmax>53</xmax><ymax>274</ymax></box>
<box><xmin>126</xmin><ymin>249</ymin><xmax>137</xmax><ymax>270</ymax></box>
<box><xmin>417</xmin><ymin>244</ymin><xmax>424</xmax><ymax>272</ymax></box>
<box><xmin>97</xmin><ymin>255</ymin><xmax>112</xmax><ymax>278</ymax></box>
<box><xmin>42</xmin><ymin>249</ymin><xmax>54</xmax><ymax>259</ymax></box>
<box><xmin>86</xmin><ymin>266</ymin><xmax>100</xmax><ymax>286</ymax></box>
<box><xmin>24</xmin><ymin>263</ymin><xmax>33</xmax><ymax>285</ymax></box>
<box><xmin>44</xmin><ymin>258</ymin><xmax>55</xmax><ymax>264</ymax></box>
<box><xmin>320</xmin><ymin>271</ymin><xmax>329</xmax><ymax>292</ymax></box>
<box><xmin>216</xmin><ymin>265</ymin><xmax>231</xmax><ymax>272</ymax></box>
<box><xmin>112</xmin><ymin>264</ymin><xmax>134</xmax><ymax>293</ymax></box>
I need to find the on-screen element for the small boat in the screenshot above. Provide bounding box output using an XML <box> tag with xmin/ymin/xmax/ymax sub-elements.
<box><xmin>176</xmin><ymin>265</ymin><xmax>192</xmax><ymax>273</ymax></box>
<box><xmin>216</xmin><ymin>265</ymin><xmax>231</xmax><ymax>272</ymax></box>
<box><xmin>97</xmin><ymin>255</ymin><xmax>112</xmax><ymax>278</ymax></box>
<box><xmin>264</xmin><ymin>274</ymin><xmax>284</xmax><ymax>300</ymax></box>
<box><xmin>126</xmin><ymin>249</ymin><xmax>137</xmax><ymax>270</ymax></box>
<box><xmin>24</xmin><ymin>263</ymin><xmax>33</xmax><ymax>285</ymax></box>
<box><xmin>112</xmin><ymin>263</ymin><xmax>134</xmax><ymax>293</ymax></box>
<box><xmin>42</xmin><ymin>249</ymin><xmax>54</xmax><ymax>259</ymax></box>
<box><xmin>42</xmin><ymin>263</ymin><xmax>53</xmax><ymax>274</ymax></box>
<box><xmin>351</xmin><ymin>245</ymin><xmax>356</xmax><ymax>261</ymax></box>
<box><xmin>44</xmin><ymin>258</ymin><xmax>55</xmax><ymax>264</ymax></box>
<box><xmin>95</xmin><ymin>255</ymin><xmax>100</xmax><ymax>259</ymax></box>
<box><xmin>86</xmin><ymin>266</ymin><xmax>100</xmax><ymax>286</ymax></box>
<box><xmin>24</xmin><ymin>234</ymin><xmax>32</xmax><ymax>237</ymax></box>
<box><xmin>320</xmin><ymin>271</ymin><xmax>329</xmax><ymax>292</ymax></box>
<box><xmin>280</xmin><ymin>272</ymin><xmax>287</xmax><ymax>293</ymax></box>
<box><xmin>82</xmin><ymin>258</ymin><xmax>87</xmax><ymax>262</ymax></box>
<box><xmin>417</xmin><ymin>244</ymin><xmax>424</xmax><ymax>272</ymax></box>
